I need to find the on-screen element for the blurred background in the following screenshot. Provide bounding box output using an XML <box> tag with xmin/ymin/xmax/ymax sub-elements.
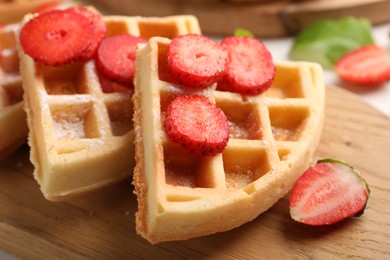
<box><xmin>0</xmin><ymin>0</ymin><xmax>389</xmax><ymax>259</ymax></box>
<box><xmin>2</xmin><ymin>0</ymin><xmax>388</xmax><ymax>114</ymax></box>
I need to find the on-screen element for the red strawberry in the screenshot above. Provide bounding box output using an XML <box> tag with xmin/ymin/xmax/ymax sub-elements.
<box><xmin>68</xmin><ymin>7</ymin><xmax>106</xmax><ymax>60</ymax></box>
<box><xmin>96</xmin><ymin>34</ymin><xmax>146</xmax><ymax>85</ymax></box>
<box><xmin>218</xmin><ymin>36</ymin><xmax>275</xmax><ymax>95</ymax></box>
<box><xmin>20</xmin><ymin>9</ymin><xmax>93</xmax><ymax>65</ymax></box>
<box><xmin>98</xmin><ymin>71</ymin><xmax>131</xmax><ymax>93</ymax></box>
<box><xmin>163</xmin><ymin>95</ymin><xmax>230</xmax><ymax>156</ymax></box>
<box><xmin>290</xmin><ymin>159</ymin><xmax>370</xmax><ymax>226</ymax></box>
<box><xmin>335</xmin><ymin>44</ymin><xmax>390</xmax><ymax>86</ymax></box>
<box><xmin>166</xmin><ymin>34</ymin><xmax>227</xmax><ymax>88</ymax></box>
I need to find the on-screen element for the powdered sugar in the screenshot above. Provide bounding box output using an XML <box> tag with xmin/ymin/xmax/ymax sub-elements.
<box><xmin>54</xmin><ymin>118</ymin><xmax>85</xmax><ymax>140</ymax></box>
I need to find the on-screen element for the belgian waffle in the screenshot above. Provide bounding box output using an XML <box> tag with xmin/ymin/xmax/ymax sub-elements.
<box><xmin>0</xmin><ymin>24</ymin><xmax>27</xmax><ymax>159</ymax></box>
<box><xmin>133</xmin><ymin>37</ymin><xmax>325</xmax><ymax>243</ymax></box>
<box><xmin>0</xmin><ymin>0</ymin><xmax>60</xmax><ymax>24</ymax></box>
<box><xmin>18</xmin><ymin>15</ymin><xmax>201</xmax><ymax>201</ymax></box>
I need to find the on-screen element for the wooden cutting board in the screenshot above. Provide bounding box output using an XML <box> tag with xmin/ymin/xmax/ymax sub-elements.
<box><xmin>0</xmin><ymin>86</ymin><xmax>389</xmax><ymax>259</ymax></box>
<box><xmin>0</xmin><ymin>0</ymin><xmax>57</xmax><ymax>24</ymax></box>
<box><xmin>91</xmin><ymin>0</ymin><xmax>390</xmax><ymax>37</ymax></box>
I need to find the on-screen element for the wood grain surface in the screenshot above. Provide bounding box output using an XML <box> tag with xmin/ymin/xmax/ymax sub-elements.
<box><xmin>0</xmin><ymin>86</ymin><xmax>389</xmax><ymax>259</ymax></box>
<box><xmin>91</xmin><ymin>0</ymin><xmax>390</xmax><ymax>37</ymax></box>
<box><xmin>0</xmin><ymin>0</ymin><xmax>56</xmax><ymax>24</ymax></box>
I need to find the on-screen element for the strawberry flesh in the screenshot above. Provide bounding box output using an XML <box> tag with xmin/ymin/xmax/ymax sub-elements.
<box><xmin>20</xmin><ymin>9</ymin><xmax>93</xmax><ymax>66</ymax></box>
<box><xmin>163</xmin><ymin>95</ymin><xmax>230</xmax><ymax>156</ymax></box>
<box><xmin>167</xmin><ymin>34</ymin><xmax>227</xmax><ymax>88</ymax></box>
<box><xmin>68</xmin><ymin>7</ymin><xmax>106</xmax><ymax>60</ymax></box>
<box><xmin>290</xmin><ymin>159</ymin><xmax>370</xmax><ymax>225</ymax></box>
<box><xmin>96</xmin><ymin>34</ymin><xmax>146</xmax><ymax>85</ymax></box>
<box><xmin>218</xmin><ymin>36</ymin><xmax>275</xmax><ymax>95</ymax></box>
<box><xmin>335</xmin><ymin>44</ymin><xmax>390</xmax><ymax>86</ymax></box>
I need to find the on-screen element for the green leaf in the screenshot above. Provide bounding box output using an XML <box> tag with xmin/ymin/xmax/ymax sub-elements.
<box><xmin>234</xmin><ymin>28</ymin><xmax>254</xmax><ymax>37</ymax></box>
<box><xmin>289</xmin><ymin>17</ymin><xmax>374</xmax><ymax>69</ymax></box>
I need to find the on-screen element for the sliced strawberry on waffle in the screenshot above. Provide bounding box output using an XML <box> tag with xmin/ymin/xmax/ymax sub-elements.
<box><xmin>290</xmin><ymin>159</ymin><xmax>370</xmax><ymax>226</ymax></box>
<box><xmin>69</xmin><ymin>7</ymin><xmax>106</xmax><ymax>60</ymax></box>
<box><xmin>163</xmin><ymin>95</ymin><xmax>230</xmax><ymax>156</ymax></box>
<box><xmin>20</xmin><ymin>9</ymin><xmax>94</xmax><ymax>65</ymax></box>
<box><xmin>218</xmin><ymin>36</ymin><xmax>275</xmax><ymax>95</ymax></box>
<box><xmin>20</xmin><ymin>8</ymin><xmax>106</xmax><ymax>66</ymax></box>
<box><xmin>96</xmin><ymin>34</ymin><xmax>146</xmax><ymax>86</ymax></box>
<box><xmin>98</xmin><ymin>71</ymin><xmax>131</xmax><ymax>93</ymax></box>
<box><xmin>166</xmin><ymin>34</ymin><xmax>227</xmax><ymax>88</ymax></box>
<box><xmin>335</xmin><ymin>44</ymin><xmax>390</xmax><ymax>86</ymax></box>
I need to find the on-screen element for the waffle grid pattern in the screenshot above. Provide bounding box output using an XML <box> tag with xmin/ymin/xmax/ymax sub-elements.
<box><xmin>20</xmin><ymin>15</ymin><xmax>201</xmax><ymax>200</ymax></box>
<box><xmin>0</xmin><ymin>24</ymin><xmax>27</xmax><ymax>158</ymax></box>
<box><xmin>133</xmin><ymin>37</ymin><xmax>325</xmax><ymax>243</ymax></box>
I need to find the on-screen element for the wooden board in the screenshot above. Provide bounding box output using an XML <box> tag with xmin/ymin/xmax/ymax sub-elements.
<box><xmin>0</xmin><ymin>86</ymin><xmax>390</xmax><ymax>259</ymax></box>
<box><xmin>0</xmin><ymin>0</ymin><xmax>57</xmax><ymax>24</ymax></box>
<box><xmin>90</xmin><ymin>0</ymin><xmax>390</xmax><ymax>37</ymax></box>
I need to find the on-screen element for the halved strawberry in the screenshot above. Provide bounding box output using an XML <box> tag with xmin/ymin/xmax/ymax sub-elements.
<box><xmin>68</xmin><ymin>6</ymin><xmax>106</xmax><ymax>60</ymax></box>
<box><xmin>290</xmin><ymin>159</ymin><xmax>370</xmax><ymax>226</ymax></box>
<box><xmin>20</xmin><ymin>9</ymin><xmax>93</xmax><ymax>66</ymax></box>
<box><xmin>335</xmin><ymin>44</ymin><xmax>390</xmax><ymax>86</ymax></box>
<box><xmin>96</xmin><ymin>34</ymin><xmax>146</xmax><ymax>85</ymax></box>
<box><xmin>218</xmin><ymin>36</ymin><xmax>275</xmax><ymax>95</ymax></box>
<box><xmin>166</xmin><ymin>34</ymin><xmax>227</xmax><ymax>88</ymax></box>
<box><xmin>163</xmin><ymin>95</ymin><xmax>230</xmax><ymax>156</ymax></box>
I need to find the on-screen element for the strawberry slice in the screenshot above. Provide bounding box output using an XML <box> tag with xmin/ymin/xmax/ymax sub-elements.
<box><xmin>335</xmin><ymin>44</ymin><xmax>390</xmax><ymax>86</ymax></box>
<box><xmin>20</xmin><ymin>9</ymin><xmax>93</xmax><ymax>66</ymax></box>
<box><xmin>96</xmin><ymin>34</ymin><xmax>146</xmax><ymax>85</ymax></box>
<box><xmin>163</xmin><ymin>95</ymin><xmax>230</xmax><ymax>156</ymax></box>
<box><xmin>68</xmin><ymin>7</ymin><xmax>106</xmax><ymax>60</ymax></box>
<box><xmin>166</xmin><ymin>34</ymin><xmax>227</xmax><ymax>88</ymax></box>
<box><xmin>218</xmin><ymin>36</ymin><xmax>275</xmax><ymax>95</ymax></box>
<box><xmin>290</xmin><ymin>159</ymin><xmax>370</xmax><ymax>226</ymax></box>
<box><xmin>98</xmin><ymin>71</ymin><xmax>131</xmax><ymax>93</ymax></box>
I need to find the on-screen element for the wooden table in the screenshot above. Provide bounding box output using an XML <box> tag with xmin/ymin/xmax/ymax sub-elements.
<box><xmin>92</xmin><ymin>0</ymin><xmax>390</xmax><ymax>37</ymax></box>
<box><xmin>0</xmin><ymin>86</ymin><xmax>389</xmax><ymax>259</ymax></box>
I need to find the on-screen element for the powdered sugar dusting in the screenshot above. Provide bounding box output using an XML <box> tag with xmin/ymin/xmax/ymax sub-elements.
<box><xmin>54</xmin><ymin>118</ymin><xmax>85</xmax><ymax>140</ymax></box>
<box><xmin>82</xmin><ymin>139</ymin><xmax>104</xmax><ymax>150</ymax></box>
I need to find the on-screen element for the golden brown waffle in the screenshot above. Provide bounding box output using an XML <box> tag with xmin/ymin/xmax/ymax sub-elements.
<box><xmin>0</xmin><ymin>0</ymin><xmax>60</xmax><ymax>24</ymax></box>
<box><xmin>0</xmin><ymin>24</ymin><xmax>27</xmax><ymax>159</ymax></box>
<box><xmin>18</xmin><ymin>15</ymin><xmax>201</xmax><ymax>201</ymax></box>
<box><xmin>133</xmin><ymin>37</ymin><xmax>325</xmax><ymax>243</ymax></box>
